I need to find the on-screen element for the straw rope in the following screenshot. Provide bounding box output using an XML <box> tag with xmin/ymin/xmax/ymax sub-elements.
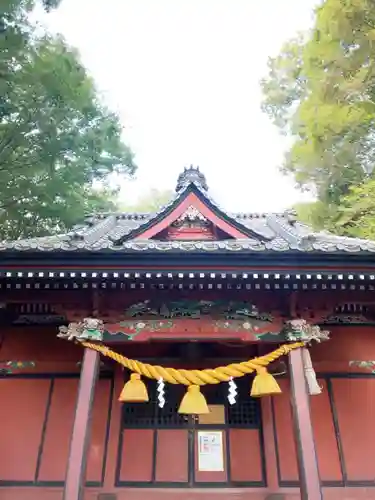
<box><xmin>79</xmin><ymin>340</ymin><xmax>304</xmax><ymax>386</ymax></box>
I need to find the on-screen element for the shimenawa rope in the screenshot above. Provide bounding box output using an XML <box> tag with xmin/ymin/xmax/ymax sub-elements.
<box><xmin>79</xmin><ymin>340</ymin><xmax>304</xmax><ymax>386</ymax></box>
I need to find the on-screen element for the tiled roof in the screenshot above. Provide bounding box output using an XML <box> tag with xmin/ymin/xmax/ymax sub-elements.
<box><xmin>1</xmin><ymin>167</ymin><xmax>375</xmax><ymax>255</ymax></box>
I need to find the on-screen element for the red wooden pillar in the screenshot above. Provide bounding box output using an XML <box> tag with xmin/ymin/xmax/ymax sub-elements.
<box><xmin>289</xmin><ymin>347</ymin><xmax>322</xmax><ymax>500</ymax></box>
<box><xmin>63</xmin><ymin>347</ymin><xmax>100</xmax><ymax>500</ymax></box>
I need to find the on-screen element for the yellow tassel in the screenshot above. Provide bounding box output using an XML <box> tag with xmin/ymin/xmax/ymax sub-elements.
<box><xmin>178</xmin><ymin>385</ymin><xmax>210</xmax><ymax>415</ymax></box>
<box><xmin>119</xmin><ymin>373</ymin><xmax>149</xmax><ymax>402</ymax></box>
<box><xmin>251</xmin><ymin>366</ymin><xmax>282</xmax><ymax>397</ymax></box>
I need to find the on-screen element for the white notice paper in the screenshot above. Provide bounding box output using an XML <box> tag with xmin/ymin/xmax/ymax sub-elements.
<box><xmin>197</xmin><ymin>431</ymin><xmax>224</xmax><ymax>472</ymax></box>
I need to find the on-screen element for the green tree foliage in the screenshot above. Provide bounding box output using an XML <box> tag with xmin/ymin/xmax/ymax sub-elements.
<box><xmin>119</xmin><ymin>188</ymin><xmax>174</xmax><ymax>213</ymax></box>
<box><xmin>0</xmin><ymin>0</ymin><xmax>136</xmax><ymax>239</ymax></box>
<box><xmin>261</xmin><ymin>0</ymin><xmax>375</xmax><ymax>236</ymax></box>
<box><xmin>334</xmin><ymin>179</ymin><xmax>375</xmax><ymax>239</ymax></box>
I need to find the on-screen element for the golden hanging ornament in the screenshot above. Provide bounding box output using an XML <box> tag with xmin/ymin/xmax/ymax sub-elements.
<box><xmin>250</xmin><ymin>366</ymin><xmax>282</xmax><ymax>397</ymax></box>
<box><xmin>178</xmin><ymin>385</ymin><xmax>210</xmax><ymax>415</ymax></box>
<box><xmin>119</xmin><ymin>373</ymin><xmax>149</xmax><ymax>402</ymax></box>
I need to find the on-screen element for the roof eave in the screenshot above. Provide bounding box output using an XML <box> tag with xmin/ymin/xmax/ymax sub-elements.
<box><xmin>1</xmin><ymin>248</ymin><xmax>375</xmax><ymax>270</ymax></box>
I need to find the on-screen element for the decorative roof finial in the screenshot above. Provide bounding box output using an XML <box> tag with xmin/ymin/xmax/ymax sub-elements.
<box><xmin>175</xmin><ymin>165</ymin><xmax>208</xmax><ymax>192</ymax></box>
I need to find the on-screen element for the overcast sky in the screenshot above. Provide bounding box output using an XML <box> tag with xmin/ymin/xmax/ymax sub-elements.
<box><xmin>35</xmin><ymin>0</ymin><xmax>319</xmax><ymax>212</ymax></box>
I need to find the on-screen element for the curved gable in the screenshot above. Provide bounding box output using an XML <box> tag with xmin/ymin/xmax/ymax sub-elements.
<box><xmin>112</xmin><ymin>184</ymin><xmax>269</xmax><ymax>244</ymax></box>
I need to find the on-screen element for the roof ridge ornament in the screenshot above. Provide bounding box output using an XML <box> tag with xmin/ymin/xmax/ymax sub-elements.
<box><xmin>175</xmin><ymin>165</ymin><xmax>208</xmax><ymax>192</ymax></box>
<box><xmin>175</xmin><ymin>205</ymin><xmax>207</xmax><ymax>223</ymax></box>
<box><xmin>283</xmin><ymin>208</ymin><xmax>297</xmax><ymax>225</ymax></box>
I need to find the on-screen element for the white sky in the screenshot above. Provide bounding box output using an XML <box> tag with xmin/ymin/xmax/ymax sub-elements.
<box><xmin>36</xmin><ymin>0</ymin><xmax>318</xmax><ymax>212</ymax></box>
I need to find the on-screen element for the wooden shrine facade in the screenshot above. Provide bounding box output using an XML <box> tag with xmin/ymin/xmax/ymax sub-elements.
<box><xmin>1</xmin><ymin>167</ymin><xmax>375</xmax><ymax>500</ymax></box>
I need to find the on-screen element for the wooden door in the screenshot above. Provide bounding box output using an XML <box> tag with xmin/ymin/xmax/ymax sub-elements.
<box><xmin>117</xmin><ymin>378</ymin><xmax>266</xmax><ymax>487</ymax></box>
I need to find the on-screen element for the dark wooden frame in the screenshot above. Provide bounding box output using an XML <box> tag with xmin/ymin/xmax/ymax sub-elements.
<box><xmin>115</xmin><ymin>380</ymin><xmax>267</xmax><ymax>489</ymax></box>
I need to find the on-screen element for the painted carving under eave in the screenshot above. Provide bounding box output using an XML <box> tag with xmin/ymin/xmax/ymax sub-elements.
<box><xmin>284</xmin><ymin>319</ymin><xmax>330</xmax><ymax>344</ymax></box>
<box><xmin>125</xmin><ymin>299</ymin><xmax>272</xmax><ymax>321</ymax></box>
<box><xmin>58</xmin><ymin>317</ymin><xmax>104</xmax><ymax>341</ymax></box>
<box><xmin>111</xmin><ymin>299</ymin><xmax>280</xmax><ymax>341</ymax></box>
<box><xmin>283</xmin><ymin>319</ymin><xmax>330</xmax><ymax>396</ymax></box>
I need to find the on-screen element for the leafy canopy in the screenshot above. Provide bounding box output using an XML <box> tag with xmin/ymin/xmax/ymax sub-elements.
<box><xmin>334</xmin><ymin>180</ymin><xmax>375</xmax><ymax>239</ymax></box>
<box><xmin>261</xmin><ymin>0</ymin><xmax>375</xmax><ymax>236</ymax></box>
<box><xmin>0</xmin><ymin>0</ymin><xmax>136</xmax><ymax>239</ymax></box>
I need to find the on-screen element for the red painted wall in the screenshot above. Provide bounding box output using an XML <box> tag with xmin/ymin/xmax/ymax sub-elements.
<box><xmin>330</xmin><ymin>378</ymin><xmax>375</xmax><ymax>482</ymax></box>
<box><xmin>119</xmin><ymin>429</ymin><xmax>154</xmax><ymax>483</ymax></box>
<box><xmin>0</xmin><ymin>375</ymin><xmax>112</xmax><ymax>485</ymax></box>
<box><xmin>229</xmin><ymin>429</ymin><xmax>263</xmax><ymax>483</ymax></box>
<box><xmin>155</xmin><ymin>430</ymin><xmax>189</xmax><ymax>483</ymax></box>
<box><xmin>2</xmin><ymin>326</ymin><xmax>375</xmax><ymax>500</ymax></box>
<box><xmin>311</xmin><ymin>325</ymin><xmax>375</xmax><ymax>372</ymax></box>
<box><xmin>273</xmin><ymin>327</ymin><xmax>375</xmax><ymax>487</ymax></box>
<box><xmin>273</xmin><ymin>378</ymin><xmax>342</xmax><ymax>483</ymax></box>
<box><xmin>0</xmin><ymin>378</ymin><xmax>51</xmax><ymax>482</ymax></box>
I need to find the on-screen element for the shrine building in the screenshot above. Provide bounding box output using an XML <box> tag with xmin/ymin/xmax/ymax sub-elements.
<box><xmin>1</xmin><ymin>167</ymin><xmax>375</xmax><ymax>500</ymax></box>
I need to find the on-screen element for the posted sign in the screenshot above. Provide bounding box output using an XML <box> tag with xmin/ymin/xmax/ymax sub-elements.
<box><xmin>197</xmin><ymin>431</ymin><xmax>224</xmax><ymax>472</ymax></box>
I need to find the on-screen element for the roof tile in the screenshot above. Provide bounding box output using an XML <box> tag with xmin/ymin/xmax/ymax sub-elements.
<box><xmin>1</xmin><ymin>168</ymin><xmax>375</xmax><ymax>255</ymax></box>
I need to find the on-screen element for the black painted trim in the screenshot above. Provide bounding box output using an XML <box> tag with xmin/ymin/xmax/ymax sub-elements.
<box><xmin>276</xmin><ymin>371</ymin><xmax>375</xmax><ymax>380</ymax></box>
<box><xmin>326</xmin><ymin>378</ymin><xmax>347</xmax><ymax>483</ymax></box>
<box><xmin>188</xmin><ymin>426</ymin><xmax>194</xmax><ymax>486</ymax></box>
<box><xmin>257</xmin><ymin>401</ymin><xmax>268</xmax><ymax>487</ymax></box>
<box><xmin>151</xmin><ymin>429</ymin><xmax>157</xmax><ymax>482</ymax></box>
<box><xmin>224</xmin><ymin>408</ymin><xmax>232</xmax><ymax>484</ymax></box>
<box><xmin>100</xmin><ymin>376</ymin><xmax>115</xmax><ymax>485</ymax></box>
<box><xmin>278</xmin><ymin>479</ymin><xmax>375</xmax><ymax>488</ymax></box>
<box><xmin>271</xmin><ymin>397</ymin><xmax>282</xmax><ymax>486</ymax></box>
<box><xmin>34</xmin><ymin>379</ymin><xmax>54</xmax><ymax>482</ymax></box>
<box><xmin>114</xmin><ymin>412</ymin><xmax>124</xmax><ymax>487</ymax></box>
<box><xmin>320</xmin><ymin>372</ymin><xmax>375</xmax><ymax>379</ymax></box>
<box><xmin>3</xmin><ymin>249</ymin><xmax>375</xmax><ymax>269</ymax></box>
<box><xmin>318</xmin><ymin>322</ymin><xmax>375</xmax><ymax>327</ymax></box>
<box><xmin>0</xmin><ymin>372</ymin><xmax>81</xmax><ymax>379</ymax></box>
